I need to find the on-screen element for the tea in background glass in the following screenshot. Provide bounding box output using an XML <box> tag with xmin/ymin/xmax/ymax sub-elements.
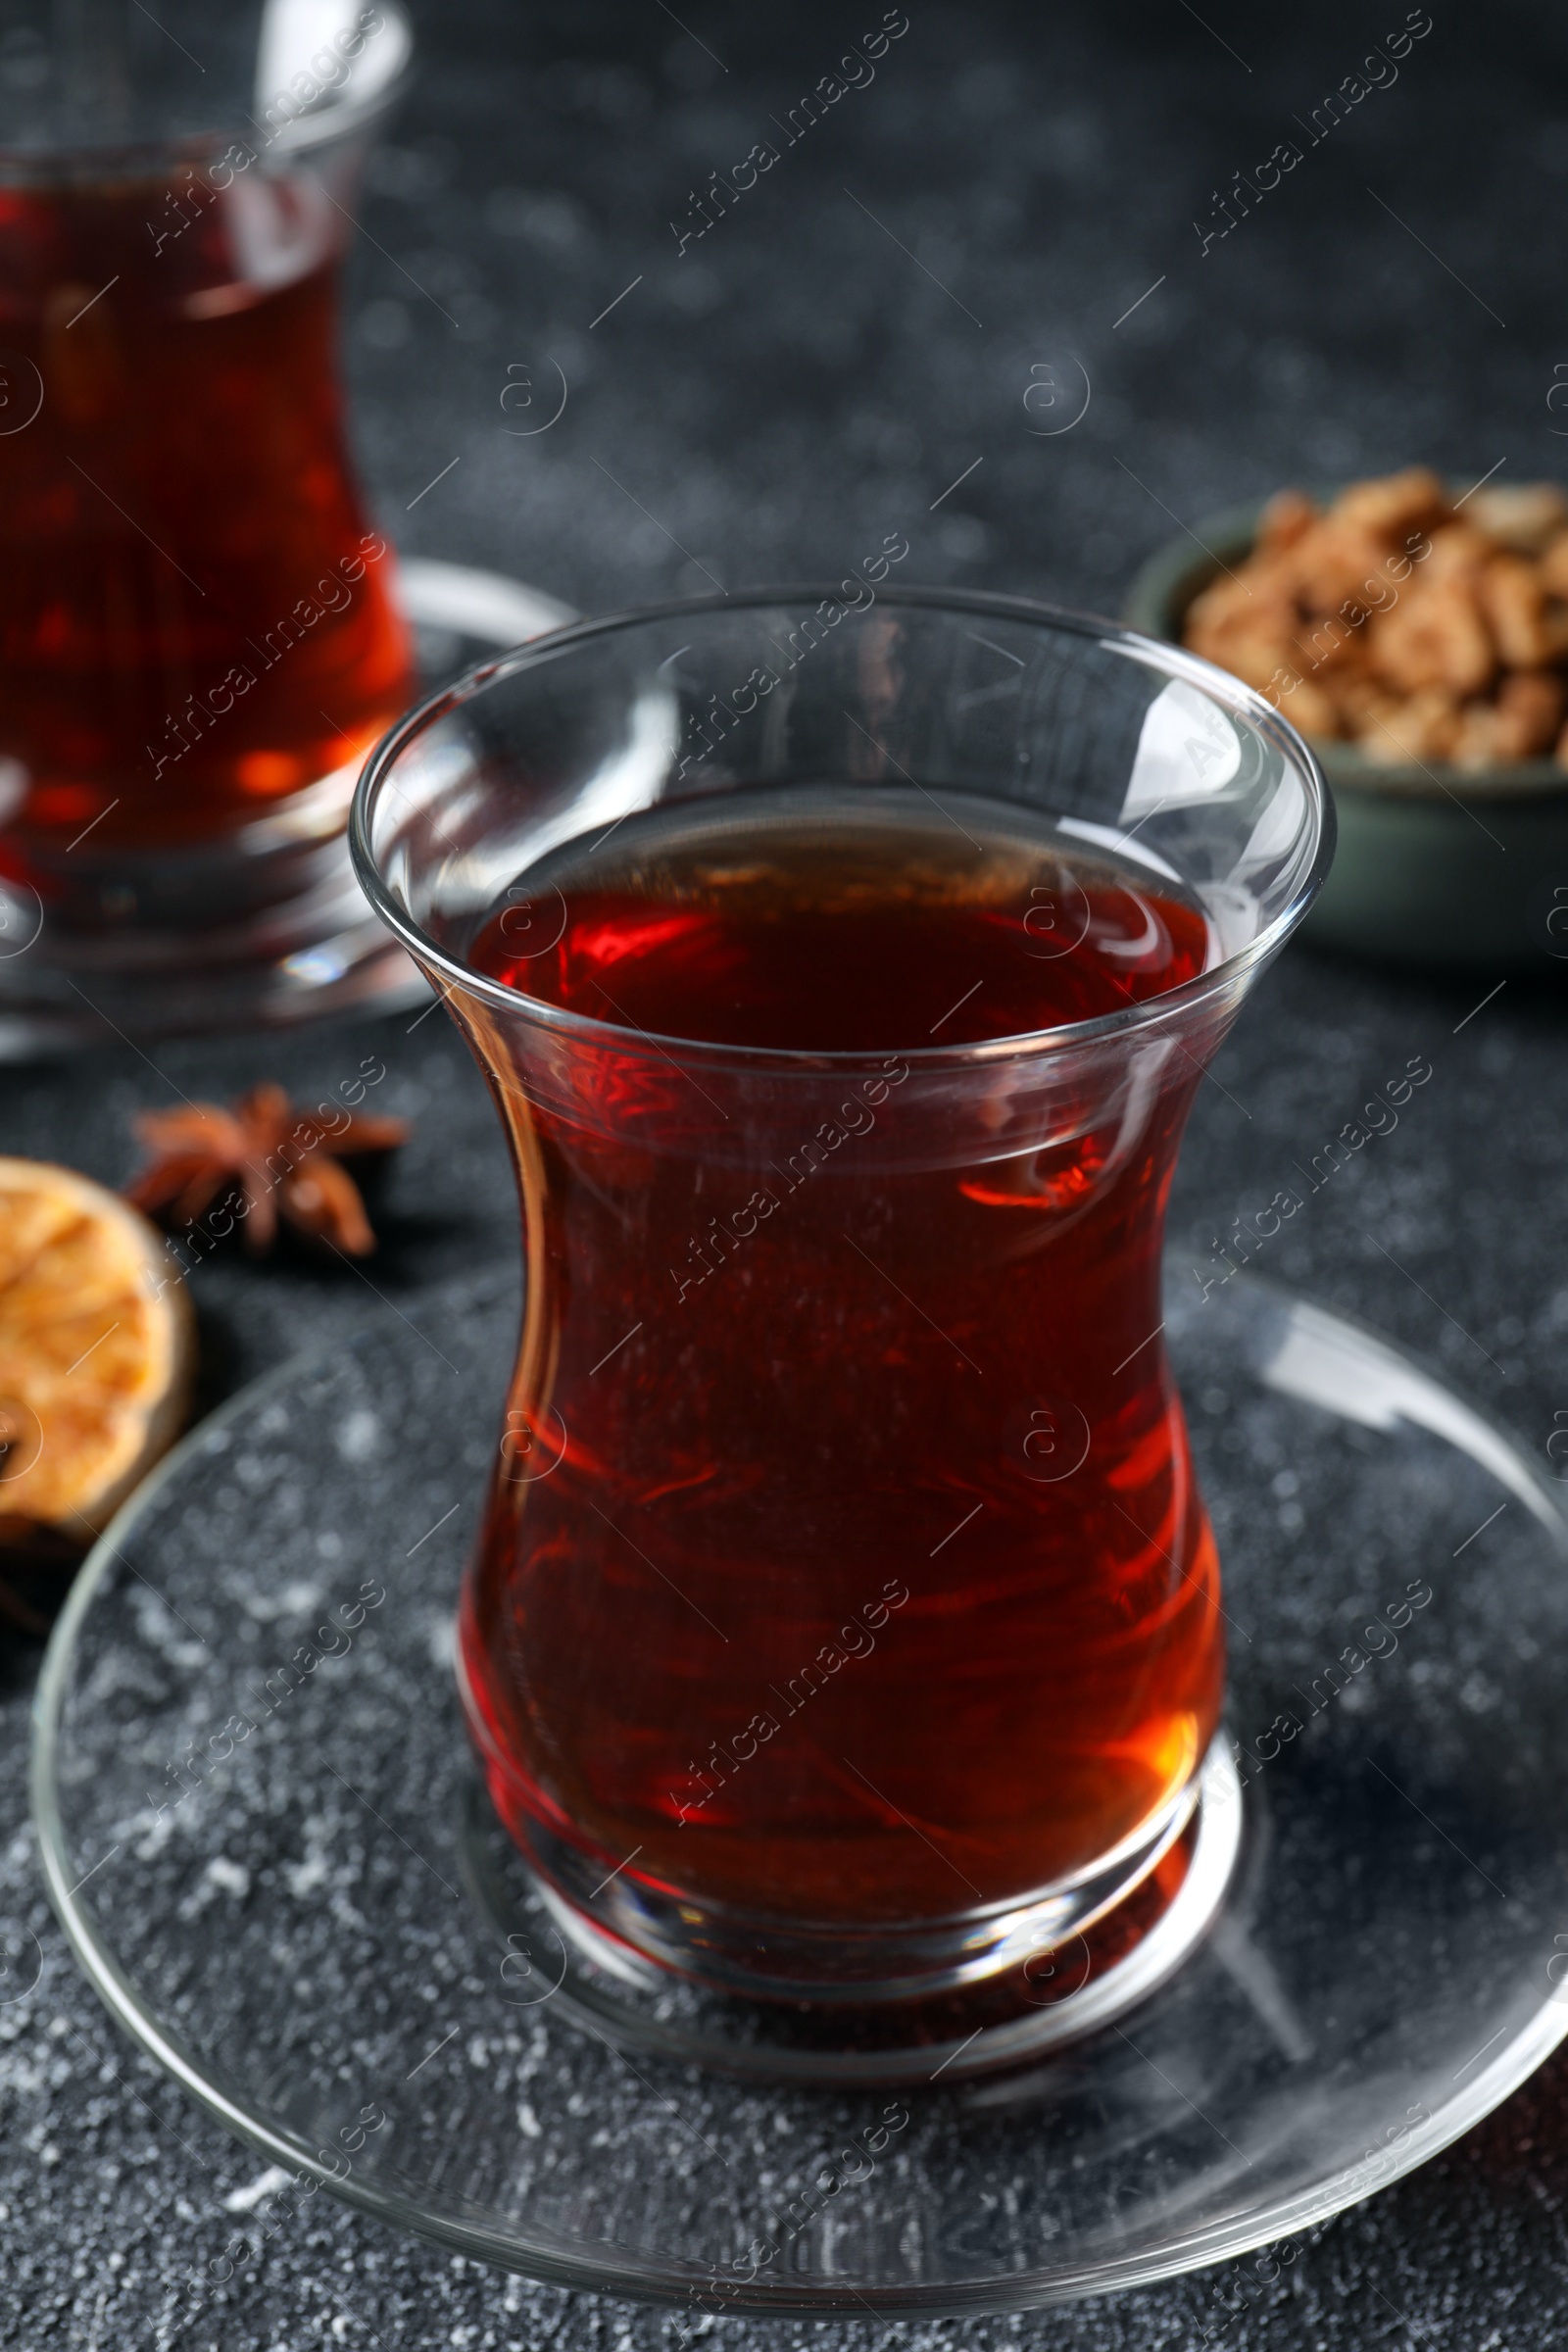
<box><xmin>0</xmin><ymin>0</ymin><xmax>416</xmax><ymax>1047</ymax></box>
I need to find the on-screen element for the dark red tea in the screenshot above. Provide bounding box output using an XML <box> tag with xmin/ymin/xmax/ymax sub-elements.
<box><xmin>460</xmin><ymin>790</ymin><xmax>1225</xmax><ymax>1926</ymax></box>
<box><xmin>0</xmin><ymin>168</ymin><xmax>413</xmax><ymax>878</ymax></box>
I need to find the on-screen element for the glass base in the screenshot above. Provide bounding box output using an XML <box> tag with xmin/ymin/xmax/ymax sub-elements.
<box><xmin>32</xmin><ymin>1265</ymin><xmax>1568</xmax><ymax>2314</ymax></box>
<box><xmin>459</xmin><ymin>1740</ymin><xmax>1242</xmax><ymax>2084</ymax></box>
<box><xmin>0</xmin><ymin>562</ymin><xmax>573</xmax><ymax>1054</ymax></box>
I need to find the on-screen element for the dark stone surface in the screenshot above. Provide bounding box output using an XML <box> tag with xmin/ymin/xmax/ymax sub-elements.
<box><xmin>7</xmin><ymin>0</ymin><xmax>1568</xmax><ymax>2341</ymax></box>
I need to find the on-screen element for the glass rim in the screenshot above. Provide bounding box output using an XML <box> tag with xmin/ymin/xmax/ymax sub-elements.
<box><xmin>349</xmin><ymin>583</ymin><xmax>1336</xmax><ymax>1073</ymax></box>
<box><xmin>0</xmin><ymin>0</ymin><xmax>413</xmax><ymax>177</ymax></box>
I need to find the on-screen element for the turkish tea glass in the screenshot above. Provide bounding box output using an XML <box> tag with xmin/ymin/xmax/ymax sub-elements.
<box><xmin>352</xmin><ymin>587</ymin><xmax>1332</xmax><ymax>2006</ymax></box>
<box><xmin>0</xmin><ymin>0</ymin><xmax>416</xmax><ymax>1049</ymax></box>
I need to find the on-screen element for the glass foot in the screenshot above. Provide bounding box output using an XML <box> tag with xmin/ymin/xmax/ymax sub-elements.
<box><xmin>458</xmin><ymin>1738</ymin><xmax>1243</xmax><ymax>2084</ymax></box>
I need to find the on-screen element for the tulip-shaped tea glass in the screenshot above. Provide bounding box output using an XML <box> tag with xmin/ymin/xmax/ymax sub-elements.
<box><xmin>0</xmin><ymin>0</ymin><xmax>416</xmax><ymax>1048</ymax></box>
<box><xmin>353</xmin><ymin>588</ymin><xmax>1331</xmax><ymax>2048</ymax></box>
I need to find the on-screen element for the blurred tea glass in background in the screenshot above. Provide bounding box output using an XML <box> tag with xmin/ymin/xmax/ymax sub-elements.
<box><xmin>0</xmin><ymin>0</ymin><xmax>416</xmax><ymax>1049</ymax></box>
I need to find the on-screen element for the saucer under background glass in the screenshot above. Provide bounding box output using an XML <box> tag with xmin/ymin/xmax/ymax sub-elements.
<box><xmin>32</xmin><ymin>1268</ymin><xmax>1568</xmax><ymax>2316</ymax></box>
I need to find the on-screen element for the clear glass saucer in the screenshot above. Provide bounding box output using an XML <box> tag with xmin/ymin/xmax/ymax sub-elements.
<box><xmin>32</xmin><ymin>1267</ymin><xmax>1568</xmax><ymax>2318</ymax></box>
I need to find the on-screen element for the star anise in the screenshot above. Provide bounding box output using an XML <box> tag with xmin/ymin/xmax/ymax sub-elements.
<box><xmin>125</xmin><ymin>1082</ymin><xmax>410</xmax><ymax>1256</ymax></box>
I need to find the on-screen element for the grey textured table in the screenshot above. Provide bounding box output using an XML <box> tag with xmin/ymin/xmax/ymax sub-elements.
<box><xmin>7</xmin><ymin>1</ymin><xmax>1568</xmax><ymax>2341</ymax></box>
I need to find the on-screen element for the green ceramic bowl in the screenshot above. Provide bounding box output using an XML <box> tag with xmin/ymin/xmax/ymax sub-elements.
<box><xmin>1124</xmin><ymin>499</ymin><xmax>1568</xmax><ymax>971</ymax></box>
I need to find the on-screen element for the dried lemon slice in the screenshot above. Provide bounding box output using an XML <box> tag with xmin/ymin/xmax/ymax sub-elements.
<box><xmin>0</xmin><ymin>1157</ymin><xmax>194</xmax><ymax>1540</ymax></box>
